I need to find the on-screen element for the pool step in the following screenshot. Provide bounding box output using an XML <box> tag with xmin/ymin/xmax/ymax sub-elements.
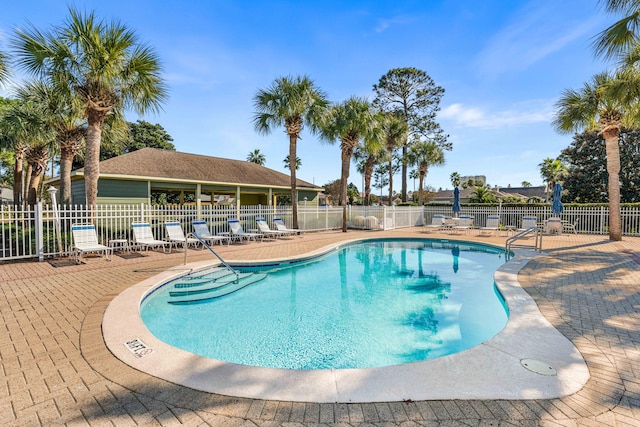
<box><xmin>168</xmin><ymin>273</ymin><xmax>268</xmax><ymax>304</ymax></box>
<box><xmin>169</xmin><ymin>272</ymin><xmax>254</xmax><ymax>297</ymax></box>
<box><xmin>172</xmin><ymin>268</ymin><xmax>236</xmax><ymax>288</ymax></box>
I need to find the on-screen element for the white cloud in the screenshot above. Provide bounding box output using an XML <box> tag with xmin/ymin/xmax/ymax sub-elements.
<box><xmin>440</xmin><ymin>101</ymin><xmax>554</xmax><ymax>129</ymax></box>
<box><xmin>375</xmin><ymin>15</ymin><xmax>414</xmax><ymax>33</ymax></box>
<box><xmin>475</xmin><ymin>1</ymin><xmax>604</xmax><ymax>75</ymax></box>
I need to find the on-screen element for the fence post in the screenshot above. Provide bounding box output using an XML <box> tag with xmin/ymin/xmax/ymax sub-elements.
<box><xmin>325</xmin><ymin>205</ymin><xmax>329</xmax><ymax>231</ymax></box>
<box><xmin>36</xmin><ymin>202</ymin><xmax>44</xmax><ymax>262</ymax></box>
<box><xmin>600</xmin><ymin>206</ymin><xmax>606</xmax><ymax>235</ymax></box>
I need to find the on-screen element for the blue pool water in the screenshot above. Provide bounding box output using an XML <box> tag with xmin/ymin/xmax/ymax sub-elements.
<box><xmin>140</xmin><ymin>239</ymin><xmax>508</xmax><ymax>370</ymax></box>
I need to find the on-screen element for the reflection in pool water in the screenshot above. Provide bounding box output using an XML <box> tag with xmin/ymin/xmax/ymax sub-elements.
<box><xmin>141</xmin><ymin>239</ymin><xmax>508</xmax><ymax>369</ymax></box>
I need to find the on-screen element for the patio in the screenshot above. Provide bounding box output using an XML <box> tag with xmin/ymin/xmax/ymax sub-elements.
<box><xmin>1</xmin><ymin>228</ymin><xmax>639</xmax><ymax>425</ymax></box>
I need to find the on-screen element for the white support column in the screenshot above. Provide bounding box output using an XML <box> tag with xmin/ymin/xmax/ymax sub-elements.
<box><xmin>196</xmin><ymin>183</ymin><xmax>202</xmax><ymax>218</ymax></box>
<box><xmin>236</xmin><ymin>186</ymin><xmax>241</xmax><ymax>219</ymax></box>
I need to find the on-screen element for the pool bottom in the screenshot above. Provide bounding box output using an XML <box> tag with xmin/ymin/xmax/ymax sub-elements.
<box><xmin>102</xmin><ymin>239</ymin><xmax>589</xmax><ymax>403</ymax></box>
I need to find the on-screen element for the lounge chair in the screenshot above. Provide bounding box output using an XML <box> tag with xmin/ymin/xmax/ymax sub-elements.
<box><xmin>227</xmin><ymin>218</ymin><xmax>263</xmax><ymax>243</ymax></box>
<box><xmin>256</xmin><ymin>218</ymin><xmax>289</xmax><ymax>239</ymax></box>
<box><xmin>478</xmin><ymin>215</ymin><xmax>500</xmax><ymax>235</ymax></box>
<box><xmin>451</xmin><ymin>215</ymin><xmax>474</xmax><ymax>234</ymax></box>
<box><xmin>562</xmin><ymin>218</ymin><xmax>579</xmax><ymax>234</ymax></box>
<box><xmin>192</xmin><ymin>220</ymin><xmax>231</xmax><ymax>246</ymax></box>
<box><xmin>273</xmin><ymin>217</ymin><xmax>301</xmax><ymax>235</ymax></box>
<box><xmin>131</xmin><ymin>222</ymin><xmax>171</xmax><ymax>253</ymax></box>
<box><xmin>518</xmin><ymin>217</ymin><xmax>538</xmax><ymax>231</ymax></box>
<box><xmin>164</xmin><ymin>221</ymin><xmax>201</xmax><ymax>249</ymax></box>
<box><xmin>423</xmin><ymin>215</ymin><xmax>445</xmax><ymax>233</ymax></box>
<box><xmin>70</xmin><ymin>224</ymin><xmax>113</xmax><ymax>264</ymax></box>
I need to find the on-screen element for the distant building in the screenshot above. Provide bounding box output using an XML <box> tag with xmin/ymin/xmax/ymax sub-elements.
<box><xmin>430</xmin><ymin>185</ymin><xmax>546</xmax><ymax>204</ymax></box>
<box><xmin>46</xmin><ymin>148</ymin><xmax>323</xmax><ymax>206</ymax></box>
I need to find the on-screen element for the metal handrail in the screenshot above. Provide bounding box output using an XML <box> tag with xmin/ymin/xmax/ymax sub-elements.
<box><xmin>183</xmin><ymin>232</ymin><xmax>240</xmax><ymax>283</ymax></box>
<box><xmin>505</xmin><ymin>226</ymin><xmax>542</xmax><ymax>254</ymax></box>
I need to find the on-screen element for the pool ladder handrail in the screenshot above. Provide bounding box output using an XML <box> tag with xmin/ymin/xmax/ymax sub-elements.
<box><xmin>184</xmin><ymin>232</ymin><xmax>240</xmax><ymax>283</ymax></box>
<box><xmin>505</xmin><ymin>226</ymin><xmax>542</xmax><ymax>255</ymax></box>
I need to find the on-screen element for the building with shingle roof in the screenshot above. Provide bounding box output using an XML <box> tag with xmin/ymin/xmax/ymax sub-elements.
<box><xmin>50</xmin><ymin>148</ymin><xmax>323</xmax><ymax>206</ymax></box>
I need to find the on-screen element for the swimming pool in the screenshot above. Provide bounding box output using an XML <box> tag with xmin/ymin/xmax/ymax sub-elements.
<box><xmin>140</xmin><ymin>238</ymin><xmax>508</xmax><ymax>369</ymax></box>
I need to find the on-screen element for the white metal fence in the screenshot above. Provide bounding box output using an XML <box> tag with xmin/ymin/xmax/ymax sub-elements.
<box><xmin>2</xmin><ymin>203</ymin><xmax>640</xmax><ymax>262</ymax></box>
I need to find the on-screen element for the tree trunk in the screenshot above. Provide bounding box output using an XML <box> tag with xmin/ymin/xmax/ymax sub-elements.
<box><xmin>85</xmin><ymin>110</ymin><xmax>107</xmax><ymax>208</ymax></box>
<box><xmin>23</xmin><ymin>163</ymin><xmax>32</xmax><ymax>210</ymax></box>
<box><xmin>418</xmin><ymin>169</ymin><xmax>426</xmax><ymax>206</ymax></box>
<box><xmin>13</xmin><ymin>145</ymin><xmax>25</xmax><ymax>206</ymax></box>
<box><xmin>27</xmin><ymin>165</ymin><xmax>43</xmax><ymax>207</ymax></box>
<box><xmin>364</xmin><ymin>157</ymin><xmax>374</xmax><ymax>206</ymax></box>
<box><xmin>288</xmin><ymin>133</ymin><xmax>299</xmax><ymax>229</ymax></box>
<box><xmin>603</xmin><ymin>130</ymin><xmax>622</xmax><ymax>241</ymax></box>
<box><xmin>388</xmin><ymin>156</ymin><xmax>394</xmax><ymax>206</ymax></box>
<box><xmin>401</xmin><ymin>144</ymin><xmax>408</xmax><ymax>202</ymax></box>
<box><xmin>340</xmin><ymin>143</ymin><xmax>354</xmax><ymax>233</ymax></box>
<box><xmin>59</xmin><ymin>148</ymin><xmax>74</xmax><ymax>206</ymax></box>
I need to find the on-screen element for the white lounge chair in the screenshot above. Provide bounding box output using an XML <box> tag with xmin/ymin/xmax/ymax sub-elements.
<box><xmin>273</xmin><ymin>217</ymin><xmax>301</xmax><ymax>235</ymax></box>
<box><xmin>479</xmin><ymin>215</ymin><xmax>500</xmax><ymax>235</ymax></box>
<box><xmin>451</xmin><ymin>215</ymin><xmax>474</xmax><ymax>234</ymax></box>
<box><xmin>518</xmin><ymin>217</ymin><xmax>538</xmax><ymax>231</ymax></box>
<box><xmin>256</xmin><ymin>218</ymin><xmax>289</xmax><ymax>239</ymax></box>
<box><xmin>227</xmin><ymin>219</ymin><xmax>263</xmax><ymax>243</ymax></box>
<box><xmin>192</xmin><ymin>220</ymin><xmax>231</xmax><ymax>246</ymax></box>
<box><xmin>423</xmin><ymin>215</ymin><xmax>445</xmax><ymax>233</ymax></box>
<box><xmin>70</xmin><ymin>224</ymin><xmax>112</xmax><ymax>264</ymax></box>
<box><xmin>562</xmin><ymin>218</ymin><xmax>579</xmax><ymax>234</ymax></box>
<box><xmin>164</xmin><ymin>221</ymin><xmax>201</xmax><ymax>249</ymax></box>
<box><xmin>131</xmin><ymin>222</ymin><xmax>171</xmax><ymax>253</ymax></box>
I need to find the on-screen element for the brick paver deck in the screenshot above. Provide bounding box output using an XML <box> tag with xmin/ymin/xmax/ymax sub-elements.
<box><xmin>1</xmin><ymin>228</ymin><xmax>639</xmax><ymax>426</ymax></box>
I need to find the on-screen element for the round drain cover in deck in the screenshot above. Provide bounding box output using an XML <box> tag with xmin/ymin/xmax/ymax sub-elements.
<box><xmin>520</xmin><ymin>358</ymin><xmax>557</xmax><ymax>376</ymax></box>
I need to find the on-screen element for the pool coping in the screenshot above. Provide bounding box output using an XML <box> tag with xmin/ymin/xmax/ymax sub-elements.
<box><xmin>102</xmin><ymin>237</ymin><xmax>590</xmax><ymax>403</ymax></box>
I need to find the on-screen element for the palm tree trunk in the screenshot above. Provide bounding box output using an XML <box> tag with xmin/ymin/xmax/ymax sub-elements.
<box><xmin>364</xmin><ymin>157</ymin><xmax>374</xmax><ymax>206</ymax></box>
<box><xmin>59</xmin><ymin>148</ymin><xmax>74</xmax><ymax>206</ymax></box>
<box><xmin>340</xmin><ymin>142</ymin><xmax>355</xmax><ymax>233</ymax></box>
<box><xmin>13</xmin><ymin>145</ymin><xmax>25</xmax><ymax>207</ymax></box>
<box><xmin>289</xmin><ymin>134</ymin><xmax>299</xmax><ymax>229</ymax></box>
<box><xmin>23</xmin><ymin>163</ymin><xmax>32</xmax><ymax>210</ymax></box>
<box><xmin>603</xmin><ymin>130</ymin><xmax>622</xmax><ymax>241</ymax></box>
<box><xmin>418</xmin><ymin>169</ymin><xmax>426</xmax><ymax>206</ymax></box>
<box><xmin>27</xmin><ymin>166</ymin><xmax>43</xmax><ymax>207</ymax></box>
<box><xmin>85</xmin><ymin>110</ymin><xmax>106</xmax><ymax>208</ymax></box>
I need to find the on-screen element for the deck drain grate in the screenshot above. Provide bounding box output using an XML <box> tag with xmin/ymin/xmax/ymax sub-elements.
<box><xmin>520</xmin><ymin>358</ymin><xmax>557</xmax><ymax>376</ymax></box>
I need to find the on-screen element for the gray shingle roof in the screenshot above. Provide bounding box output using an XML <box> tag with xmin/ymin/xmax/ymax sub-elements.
<box><xmin>76</xmin><ymin>148</ymin><xmax>320</xmax><ymax>189</ymax></box>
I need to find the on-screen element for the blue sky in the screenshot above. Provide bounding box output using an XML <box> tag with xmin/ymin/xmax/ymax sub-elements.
<box><xmin>0</xmin><ymin>1</ymin><xmax>616</xmax><ymax>192</ymax></box>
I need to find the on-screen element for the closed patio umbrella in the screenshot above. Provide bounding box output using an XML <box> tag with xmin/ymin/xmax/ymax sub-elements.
<box><xmin>452</xmin><ymin>187</ymin><xmax>461</xmax><ymax>217</ymax></box>
<box><xmin>552</xmin><ymin>183</ymin><xmax>563</xmax><ymax>216</ymax></box>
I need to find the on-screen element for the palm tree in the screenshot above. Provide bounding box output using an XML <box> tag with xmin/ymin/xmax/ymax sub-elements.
<box><xmin>409</xmin><ymin>169</ymin><xmax>419</xmax><ymax>192</ymax></box>
<box><xmin>354</xmin><ymin>137</ymin><xmax>385</xmax><ymax>206</ymax></box>
<box><xmin>450</xmin><ymin>172</ymin><xmax>461</xmax><ymax>188</ymax></box>
<box><xmin>553</xmin><ymin>71</ymin><xmax>638</xmax><ymax>241</ymax></box>
<box><xmin>538</xmin><ymin>157</ymin><xmax>568</xmax><ymax>196</ymax></box>
<box><xmin>253</xmin><ymin>75</ymin><xmax>329</xmax><ymax>229</ymax></box>
<box><xmin>12</xmin><ymin>7</ymin><xmax>167</xmax><ymax>207</ymax></box>
<box><xmin>283</xmin><ymin>155</ymin><xmax>302</xmax><ymax>170</ymax></box>
<box><xmin>15</xmin><ymin>81</ymin><xmax>87</xmax><ymax>205</ymax></box>
<box><xmin>468</xmin><ymin>186</ymin><xmax>497</xmax><ymax>204</ymax></box>
<box><xmin>246</xmin><ymin>149</ymin><xmax>266</xmax><ymax>165</ymax></box>
<box><xmin>407</xmin><ymin>140</ymin><xmax>445</xmax><ymax>205</ymax></box>
<box><xmin>0</xmin><ymin>100</ymin><xmax>52</xmax><ymax>206</ymax></box>
<box><xmin>320</xmin><ymin>97</ymin><xmax>383</xmax><ymax>232</ymax></box>
<box><xmin>382</xmin><ymin>112</ymin><xmax>408</xmax><ymax>206</ymax></box>
<box><xmin>594</xmin><ymin>0</ymin><xmax>640</xmax><ymax>61</ymax></box>
<box><xmin>0</xmin><ymin>50</ymin><xmax>9</xmax><ymax>84</ymax></box>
